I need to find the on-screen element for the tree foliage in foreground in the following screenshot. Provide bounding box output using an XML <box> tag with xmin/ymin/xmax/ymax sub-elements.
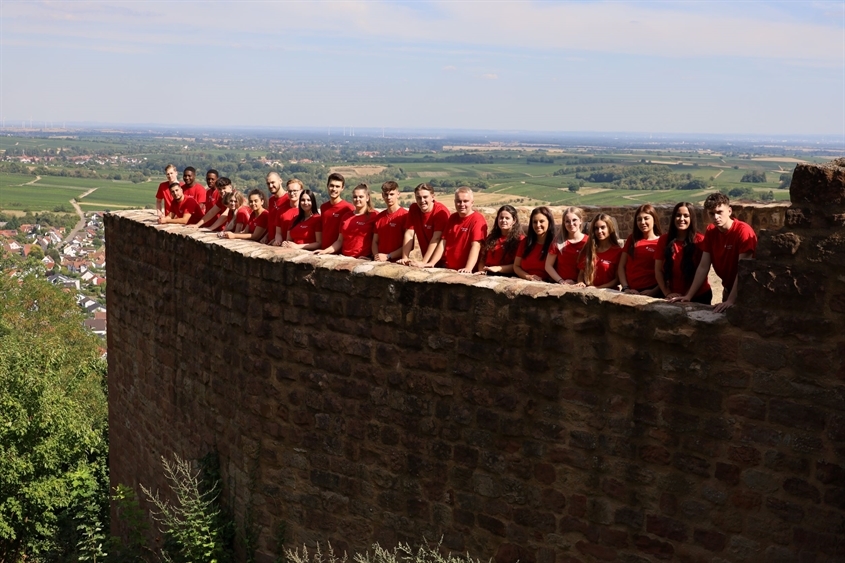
<box><xmin>0</xmin><ymin>274</ymin><xmax>109</xmax><ymax>561</ymax></box>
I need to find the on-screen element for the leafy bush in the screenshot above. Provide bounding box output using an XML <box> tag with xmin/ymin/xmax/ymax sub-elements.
<box><xmin>740</xmin><ymin>170</ymin><xmax>767</xmax><ymax>183</ymax></box>
<box><xmin>285</xmin><ymin>541</ymin><xmax>486</xmax><ymax>563</ymax></box>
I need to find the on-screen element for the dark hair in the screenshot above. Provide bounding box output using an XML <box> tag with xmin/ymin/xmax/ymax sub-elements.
<box><xmin>215</xmin><ymin>177</ymin><xmax>232</xmax><ymax>189</ymax></box>
<box><xmin>184</xmin><ymin>166</ymin><xmax>196</xmax><ymax>174</ymax></box>
<box><xmin>247</xmin><ymin>189</ymin><xmax>266</xmax><ymax>205</ymax></box>
<box><xmin>206</xmin><ymin>169</ymin><xmax>219</xmax><ymax>177</ymax></box>
<box><xmin>381</xmin><ymin>181</ymin><xmax>399</xmax><ymax>192</ymax></box>
<box><xmin>704</xmin><ymin>192</ymin><xmax>730</xmax><ymax>211</ymax></box>
<box><xmin>523</xmin><ymin>206</ymin><xmax>555</xmax><ymax>261</ymax></box>
<box><xmin>327</xmin><ymin>173</ymin><xmax>345</xmax><ymax>187</ymax></box>
<box><xmin>579</xmin><ymin>213</ymin><xmax>621</xmax><ymax>285</ymax></box>
<box><xmin>293</xmin><ymin>190</ymin><xmax>320</xmax><ymax>226</ymax></box>
<box><xmin>663</xmin><ymin>202</ymin><xmax>700</xmax><ymax>286</ymax></box>
<box><xmin>626</xmin><ymin>203</ymin><xmax>663</xmax><ymax>256</ymax></box>
<box><xmin>168</xmin><ymin>181</ymin><xmax>180</xmax><ymax>190</ymax></box>
<box><xmin>484</xmin><ymin>205</ymin><xmax>522</xmax><ymax>257</ymax></box>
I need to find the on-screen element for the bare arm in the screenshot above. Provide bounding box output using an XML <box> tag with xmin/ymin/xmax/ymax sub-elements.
<box><xmin>204</xmin><ymin>209</ymin><xmax>230</xmax><ymax>232</ymax></box>
<box><xmin>713</xmin><ymin>252</ymin><xmax>753</xmax><ymax>313</ymax></box>
<box><xmin>399</xmin><ymin>229</ymin><xmax>415</xmax><ymax>262</ymax></box>
<box><xmin>420</xmin><ymin>231</ymin><xmax>443</xmax><ymax>265</ymax></box>
<box><xmin>654</xmin><ymin>259</ymin><xmax>676</xmax><ymax>298</ymax></box>
<box><xmin>545</xmin><ymin>252</ymin><xmax>564</xmax><ymax>283</ymax></box>
<box><xmin>617</xmin><ymin>253</ymin><xmax>634</xmax><ymax>292</ymax></box>
<box><xmin>514</xmin><ymin>256</ymin><xmax>542</xmax><ymax>282</ymax></box>
<box><xmin>459</xmin><ymin>241</ymin><xmax>482</xmax><ymax>273</ymax></box>
<box><xmin>673</xmin><ymin>252</ymin><xmax>711</xmax><ymax>303</ymax></box>
<box><xmin>316</xmin><ymin>235</ymin><xmax>343</xmax><ymax>255</ymax></box>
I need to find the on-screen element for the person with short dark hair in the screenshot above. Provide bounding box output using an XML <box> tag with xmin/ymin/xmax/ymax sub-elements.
<box><xmin>671</xmin><ymin>193</ymin><xmax>757</xmax><ymax>312</ymax></box>
<box><xmin>316</xmin><ymin>184</ymin><xmax>378</xmax><ymax>258</ymax></box>
<box><xmin>320</xmin><ymin>173</ymin><xmax>353</xmax><ymax>249</ymax></box>
<box><xmin>181</xmin><ymin>166</ymin><xmax>206</xmax><ymax>211</ymax></box>
<box><xmin>618</xmin><ymin>203</ymin><xmax>663</xmax><ymax>296</ymax></box>
<box><xmin>155</xmin><ymin>164</ymin><xmax>180</xmax><ymax>216</ymax></box>
<box><xmin>478</xmin><ymin>204</ymin><xmax>523</xmax><ymax>276</ymax></box>
<box><xmin>514</xmin><ymin>206</ymin><xmax>555</xmax><ymax>281</ymax></box>
<box><xmin>546</xmin><ymin>206</ymin><xmax>588</xmax><ymax>284</ymax></box>
<box><xmin>204</xmin><ymin>169</ymin><xmax>220</xmax><ymax>212</ymax></box>
<box><xmin>193</xmin><ymin>177</ymin><xmax>234</xmax><ymax>231</ymax></box>
<box><xmin>656</xmin><ymin>201</ymin><xmax>711</xmax><ymax>304</ymax></box>
<box><xmin>158</xmin><ymin>182</ymin><xmax>204</xmax><ymax>225</ymax></box>
<box><xmin>372</xmin><ymin>181</ymin><xmax>409</xmax><ymax>262</ymax></box>
<box><xmin>283</xmin><ymin>190</ymin><xmax>322</xmax><ymax>251</ymax></box>
<box><xmin>265</xmin><ymin>172</ymin><xmax>290</xmax><ymax>246</ymax></box>
<box><xmin>219</xmin><ymin>189</ymin><xmax>268</xmax><ymax>241</ymax></box>
<box><xmin>576</xmin><ymin>213</ymin><xmax>623</xmax><ymax>288</ymax></box>
<box><xmin>401</xmin><ymin>183</ymin><xmax>450</xmax><ymax>267</ymax></box>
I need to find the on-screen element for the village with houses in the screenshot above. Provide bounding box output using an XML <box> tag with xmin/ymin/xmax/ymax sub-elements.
<box><xmin>1</xmin><ymin>213</ymin><xmax>108</xmax><ymax>339</ymax></box>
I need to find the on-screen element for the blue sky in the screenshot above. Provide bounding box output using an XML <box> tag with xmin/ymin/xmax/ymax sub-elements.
<box><xmin>1</xmin><ymin>1</ymin><xmax>843</xmax><ymax>136</ymax></box>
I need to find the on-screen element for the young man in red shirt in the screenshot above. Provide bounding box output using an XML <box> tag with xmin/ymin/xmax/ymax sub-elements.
<box><xmin>372</xmin><ymin>181</ymin><xmax>410</xmax><ymax>262</ymax></box>
<box><xmin>673</xmin><ymin>193</ymin><xmax>757</xmax><ymax>312</ymax></box>
<box><xmin>400</xmin><ymin>183</ymin><xmax>450</xmax><ymax>267</ymax></box>
<box><xmin>265</xmin><ymin>171</ymin><xmax>290</xmax><ymax>245</ymax></box>
<box><xmin>429</xmin><ymin>187</ymin><xmax>488</xmax><ymax>273</ymax></box>
<box><xmin>181</xmin><ymin>167</ymin><xmax>207</xmax><ymax>212</ymax></box>
<box><xmin>319</xmin><ymin>172</ymin><xmax>354</xmax><ymax>249</ymax></box>
<box><xmin>271</xmin><ymin>179</ymin><xmax>303</xmax><ymax>246</ymax></box>
<box><xmin>155</xmin><ymin>164</ymin><xmax>180</xmax><ymax>216</ymax></box>
<box><xmin>204</xmin><ymin>169</ymin><xmax>220</xmax><ymax>213</ymax></box>
<box><xmin>157</xmin><ymin>183</ymin><xmax>204</xmax><ymax>225</ymax></box>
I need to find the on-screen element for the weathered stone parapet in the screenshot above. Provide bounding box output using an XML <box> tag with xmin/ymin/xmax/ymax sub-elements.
<box><xmin>107</xmin><ymin>167</ymin><xmax>845</xmax><ymax>562</ymax></box>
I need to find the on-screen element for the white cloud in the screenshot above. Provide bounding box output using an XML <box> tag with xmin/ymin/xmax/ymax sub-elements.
<box><xmin>481</xmin><ymin>73</ymin><xmax>498</xmax><ymax>80</ymax></box>
<box><xmin>442</xmin><ymin>65</ymin><xmax>457</xmax><ymax>71</ymax></box>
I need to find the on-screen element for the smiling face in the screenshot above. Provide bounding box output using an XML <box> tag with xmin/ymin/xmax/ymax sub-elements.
<box><xmin>497</xmin><ymin>209</ymin><xmax>515</xmax><ymax>234</ymax></box>
<box><xmin>454</xmin><ymin>190</ymin><xmax>473</xmax><ymax>217</ymax></box>
<box><xmin>674</xmin><ymin>206</ymin><xmax>691</xmax><ymax>233</ymax></box>
<box><xmin>352</xmin><ymin>188</ymin><xmax>370</xmax><ymax>211</ymax></box>
<box><xmin>287</xmin><ymin>182</ymin><xmax>302</xmax><ymax>205</ymax></box>
<box><xmin>183</xmin><ymin>169</ymin><xmax>195</xmax><ymax>187</ymax></box>
<box><xmin>266</xmin><ymin>175</ymin><xmax>282</xmax><ymax>195</ymax></box>
<box><xmin>248</xmin><ymin>194</ymin><xmax>263</xmax><ymax>212</ymax></box>
<box><xmin>593</xmin><ymin>219</ymin><xmax>609</xmax><ymax>241</ymax></box>
<box><xmin>636</xmin><ymin>212</ymin><xmax>654</xmax><ymax>236</ymax></box>
<box><xmin>531</xmin><ymin>212</ymin><xmax>549</xmax><ymax>238</ymax></box>
<box><xmin>165</xmin><ymin>167</ymin><xmax>178</xmax><ymax>183</ymax></box>
<box><xmin>228</xmin><ymin>195</ymin><xmax>240</xmax><ymax>210</ymax></box>
<box><xmin>327</xmin><ymin>180</ymin><xmax>344</xmax><ymax>201</ymax></box>
<box><xmin>300</xmin><ymin>193</ymin><xmax>314</xmax><ymax>214</ymax></box>
<box><xmin>415</xmin><ymin>188</ymin><xmax>434</xmax><ymax>214</ymax></box>
<box><xmin>563</xmin><ymin>212</ymin><xmax>581</xmax><ymax>237</ymax></box>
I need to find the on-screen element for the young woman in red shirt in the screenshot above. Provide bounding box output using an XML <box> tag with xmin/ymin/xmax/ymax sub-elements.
<box><xmin>655</xmin><ymin>201</ymin><xmax>712</xmax><ymax>304</ymax></box>
<box><xmin>514</xmin><ymin>206</ymin><xmax>555</xmax><ymax>282</ymax></box>
<box><xmin>545</xmin><ymin>206</ymin><xmax>588</xmax><ymax>284</ymax></box>
<box><xmin>478</xmin><ymin>204</ymin><xmax>524</xmax><ymax>276</ymax></box>
<box><xmin>219</xmin><ymin>189</ymin><xmax>269</xmax><ymax>242</ymax></box>
<box><xmin>576</xmin><ymin>213</ymin><xmax>623</xmax><ymax>288</ymax></box>
<box><xmin>283</xmin><ymin>190</ymin><xmax>322</xmax><ymax>251</ymax></box>
<box><xmin>618</xmin><ymin>203</ymin><xmax>663</xmax><ymax>296</ymax></box>
<box><xmin>220</xmin><ymin>191</ymin><xmax>249</xmax><ymax>234</ymax></box>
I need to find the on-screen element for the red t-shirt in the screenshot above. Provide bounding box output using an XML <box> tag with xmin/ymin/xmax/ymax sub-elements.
<box><xmin>202</xmin><ymin>189</ymin><xmax>223</xmax><ymax>228</ymax></box>
<box><xmin>483</xmin><ymin>234</ymin><xmax>525</xmax><ymax>268</ymax></box>
<box><xmin>289</xmin><ymin>213</ymin><xmax>322</xmax><ymax>245</ymax></box>
<box><xmin>276</xmin><ymin>206</ymin><xmax>299</xmax><ymax>242</ymax></box>
<box><xmin>233</xmin><ymin>206</ymin><xmax>251</xmax><ymax>230</ymax></box>
<box><xmin>340</xmin><ymin>211</ymin><xmax>378</xmax><ymax>258</ymax></box>
<box><xmin>702</xmin><ymin>219</ymin><xmax>757</xmax><ymax>295</ymax></box>
<box><xmin>516</xmin><ymin>238</ymin><xmax>551</xmax><ymax>280</ymax></box>
<box><xmin>622</xmin><ymin>237</ymin><xmax>660</xmax><ymax>290</ymax></box>
<box><xmin>267</xmin><ymin>194</ymin><xmax>292</xmax><ymax>244</ymax></box>
<box><xmin>655</xmin><ymin>233</ymin><xmax>710</xmax><ymax>296</ymax></box>
<box><xmin>320</xmin><ymin>200</ymin><xmax>355</xmax><ymax>249</ymax></box>
<box><xmin>407</xmin><ymin>201</ymin><xmax>451</xmax><ymax>256</ymax></box>
<box><xmin>248</xmin><ymin>209</ymin><xmax>269</xmax><ymax>234</ymax></box>
<box><xmin>182</xmin><ymin>184</ymin><xmax>207</xmax><ymax>211</ymax></box>
<box><xmin>442</xmin><ymin>212</ymin><xmax>488</xmax><ymax>270</ymax></box>
<box><xmin>170</xmin><ymin>197</ymin><xmax>203</xmax><ymax>225</ymax></box>
<box><xmin>579</xmin><ymin>245</ymin><xmax>624</xmax><ymax>287</ymax></box>
<box><xmin>156</xmin><ymin>181</ymin><xmax>183</xmax><ymax>214</ymax></box>
<box><xmin>550</xmin><ymin>236</ymin><xmax>589</xmax><ymax>281</ymax></box>
<box><xmin>374</xmin><ymin>207</ymin><xmax>409</xmax><ymax>256</ymax></box>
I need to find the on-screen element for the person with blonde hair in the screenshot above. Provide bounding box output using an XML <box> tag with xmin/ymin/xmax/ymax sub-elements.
<box><xmin>545</xmin><ymin>206</ymin><xmax>588</xmax><ymax>284</ymax></box>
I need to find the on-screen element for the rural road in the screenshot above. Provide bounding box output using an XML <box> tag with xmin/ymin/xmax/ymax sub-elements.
<box><xmin>63</xmin><ymin>188</ymin><xmax>98</xmax><ymax>243</ymax></box>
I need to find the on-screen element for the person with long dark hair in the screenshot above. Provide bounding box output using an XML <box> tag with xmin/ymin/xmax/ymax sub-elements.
<box><xmin>545</xmin><ymin>206</ymin><xmax>588</xmax><ymax>284</ymax></box>
<box><xmin>283</xmin><ymin>189</ymin><xmax>322</xmax><ymax>250</ymax></box>
<box><xmin>576</xmin><ymin>213</ymin><xmax>623</xmax><ymax>288</ymax></box>
<box><xmin>618</xmin><ymin>203</ymin><xmax>663</xmax><ymax>296</ymax></box>
<box><xmin>514</xmin><ymin>206</ymin><xmax>555</xmax><ymax>281</ymax></box>
<box><xmin>656</xmin><ymin>202</ymin><xmax>711</xmax><ymax>304</ymax></box>
<box><xmin>478</xmin><ymin>205</ymin><xmax>524</xmax><ymax>275</ymax></box>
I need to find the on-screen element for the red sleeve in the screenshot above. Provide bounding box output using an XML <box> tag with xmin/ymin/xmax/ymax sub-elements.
<box><xmin>622</xmin><ymin>236</ymin><xmax>633</xmax><ymax>253</ymax></box>
<box><xmin>517</xmin><ymin>238</ymin><xmax>529</xmax><ymax>258</ymax></box>
<box><xmin>471</xmin><ymin>215</ymin><xmax>487</xmax><ymax>241</ymax></box>
<box><xmin>313</xmin><ymin>214</ymin><xmax>322</xmax><ymax>232</ymax></box>
<box><xmin>737</xmin><ymin>223</ymin><xmax>757</xmax><ymax>256</ymax></box>
<box><xmin>701</xmin><ymin>225</ymin><xmax>716</xmax><ymax>255</ymax></box>
<box><xmin>155</xmin><ymin>182</ymin><xmax>168</xmax><ymax>199</ymax></box>
<box><xmin>433</xmin><ymin>206</ymin><xmax>450</xmax><ymax>232</ymax></box>
<box><xmin>654</xmin><ymin>234</ymin><xmax>668</xmax><ymax>259</ymax></box>
<box><xmin>256</xmin><ymin>211</ymin><xmax>269</xmax><ymax>229</ymax></box>
<box><xmin>406</xmin><ymin>206</ymin><xmax>418</xmax><ymax>231</ymax></box>
<box><xmin>236</xmin><ymin>208</ymin><xmax>250</xmax><ymax>226</ymax></box>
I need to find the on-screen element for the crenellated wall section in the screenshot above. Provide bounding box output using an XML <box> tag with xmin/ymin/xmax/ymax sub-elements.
<box><xmin>107</xmin><ymin>162</ymin><xmax>844</xmax><ymax>563</ymax></box>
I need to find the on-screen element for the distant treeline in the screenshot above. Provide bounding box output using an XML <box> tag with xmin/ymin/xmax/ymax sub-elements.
<box><xmin>565</xmin><ymin>164</ymin><xmax>708</xmax><ymax>191</ymax></box>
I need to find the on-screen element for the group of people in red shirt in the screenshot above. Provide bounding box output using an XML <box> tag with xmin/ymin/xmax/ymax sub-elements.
<box><xmin>154</xmin><ymin>165</ymin><xmax>757</xmax><ymax>313</ymax></box>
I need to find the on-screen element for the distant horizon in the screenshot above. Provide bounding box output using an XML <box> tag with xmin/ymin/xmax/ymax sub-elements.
<box><xmin>2</xmin><ymin>1</ymin><xmax>842</xmax><ymax>137</ymax></box>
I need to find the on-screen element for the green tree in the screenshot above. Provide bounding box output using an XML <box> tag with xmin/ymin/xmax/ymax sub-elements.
<box><xmin>0</xmin><ymin>275</ymin><xmax>109</xmax><ymax>561</ymax></box>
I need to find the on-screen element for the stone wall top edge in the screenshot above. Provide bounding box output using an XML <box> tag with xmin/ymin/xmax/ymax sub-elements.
<box><xmin>107</xmin><ymin>210</ymin><xmax>728</xmax><ymax>325</ymax></box>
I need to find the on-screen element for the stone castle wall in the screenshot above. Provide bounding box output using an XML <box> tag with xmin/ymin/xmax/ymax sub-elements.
<box><xmin>107</xmin><ymin>164</ymin><xmax>844</xmax><ymax>563</ymax></box>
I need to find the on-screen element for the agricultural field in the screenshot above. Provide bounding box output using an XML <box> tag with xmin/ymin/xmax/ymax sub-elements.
<box><xmin>0</xmin><ymin>172</ymin><xmax>155</xmax><ymax>211</ymax></box>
